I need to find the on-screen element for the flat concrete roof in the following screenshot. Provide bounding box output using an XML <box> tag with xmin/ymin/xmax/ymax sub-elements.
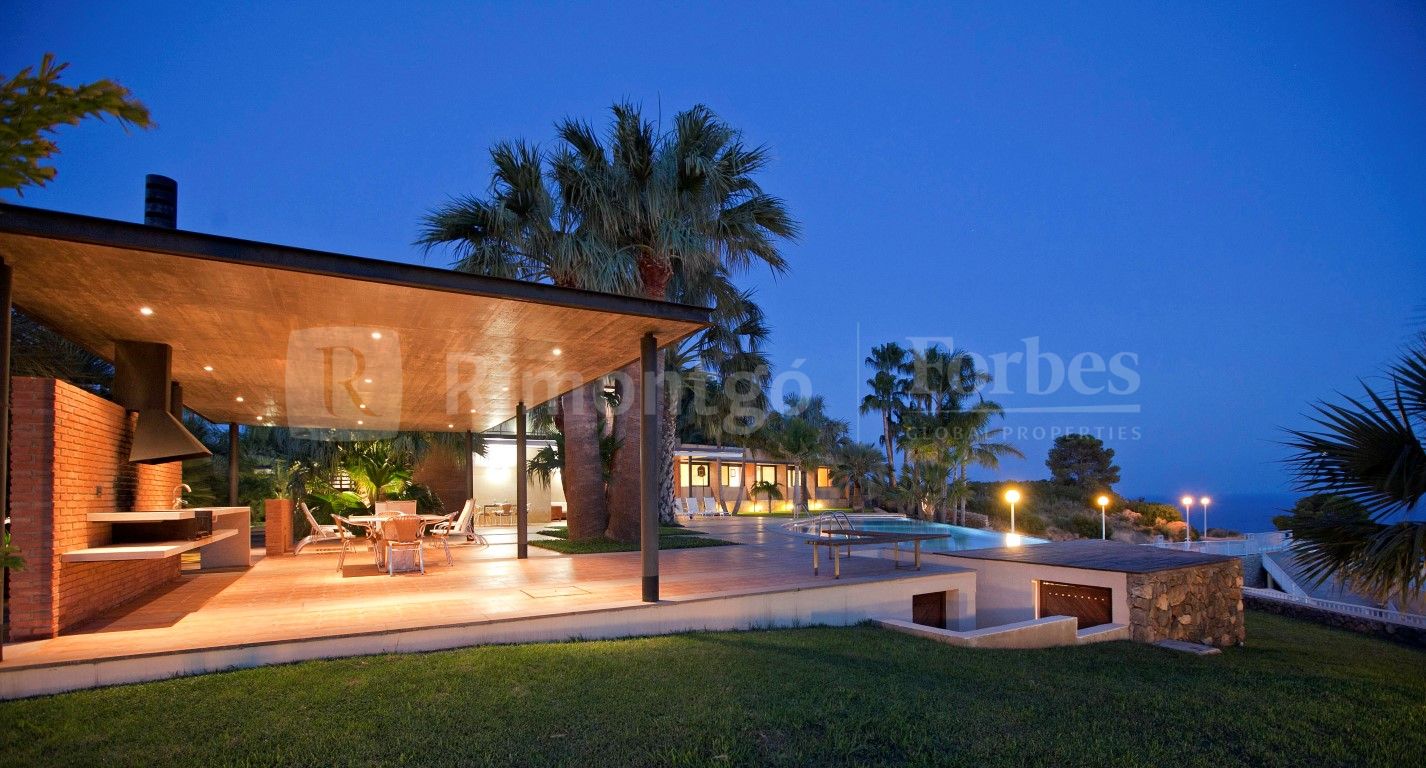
<box><xmin>941</xmin><ymin>539</ymin><xmax>1236</xmax><ymax>574</ymax></box>
<box><xmin>0</xmin><ymin>204</ymin><xmax>711</xmax><ymax>431</ymax></box>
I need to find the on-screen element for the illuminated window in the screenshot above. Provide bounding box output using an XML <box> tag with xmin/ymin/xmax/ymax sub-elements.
<box><xmin>817</xmin><ymin>467</ymin><xmax>832</xmax><ymax>487</ymax></box>
<box><xmin>756</xmin><ymin>464</ymin><xmax>777</xmax><ymax>484</ymax></box>
<box><xmin>721</xmin><ymin>464</ymin><xmax>742</xmax><ymax>487</ymax></box>
<box><xmin>787</xmin><ymin>466</ymin><xmax>802</xmax><ymax>486</ymax></box>
<box><xmin>689</xmin><ymin>462</ymin><xmax>710</xmax><ymax>487</ymax></box>
<box><xmin>678</xmin><ymin>461</ymin><xmax>691</xmax><ymax>487</ymax></box>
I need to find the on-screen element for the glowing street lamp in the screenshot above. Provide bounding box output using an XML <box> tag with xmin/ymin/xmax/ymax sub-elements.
<box><xmin>1180</xmin><ymin>495</ymin><xmax>1195</xmax><ymax>545</ymax></box>
<box><xmin>1003</xmin><ymin>488</ymin><xmax>1022</xmax><ymax>546</ymax></box>
<box><xmin>1096</xmin><ymin>494</ymin><xmax>1110</xmax><ymax>540</ymax></box>
<box><xmin>1199</xmin><ymin>496</ymin><xmax>1212</xmax><ymax>540</ymax></box>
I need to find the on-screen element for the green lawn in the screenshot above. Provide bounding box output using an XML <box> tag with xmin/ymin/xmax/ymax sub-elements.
<box><xmin>3</xmin><ymin>611</ymin><xmax>1422</xmax><ymax>767</ymax></box>
<box><xmin>530</xmin><ymin>526</ymin><xmax>738</xmax><ymax>554</ymax></box>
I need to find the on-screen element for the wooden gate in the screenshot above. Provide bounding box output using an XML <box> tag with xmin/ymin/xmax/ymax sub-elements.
<box><xmin>1038</xmin><ymin>581</ymin><xmax>1112</xmax><ymax>629</ymax></box>
<box><xmin>912</xmin><ymin>591</ymin><xmax>947</xmax><ymax>629</ymax></box>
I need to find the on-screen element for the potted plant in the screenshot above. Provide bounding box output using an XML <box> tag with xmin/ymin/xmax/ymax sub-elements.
<box><xmin>1</xmin><ymin>528</ymin><xmax>26</xmax><ymax>660</ymax></box>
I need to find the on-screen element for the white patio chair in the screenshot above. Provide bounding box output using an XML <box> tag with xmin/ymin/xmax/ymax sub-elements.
<box><xmin>705</xmin><ymin>497</ymin><xmax>728</xmax><ymax>517</ymax></box>
<box><xmin>680</xmin><ymin>497</ymin><xmax>697</xmax><ymax>519</ymax></box>
<box><xmin>432</xmin><ymin>498</ymin><xmax>477</xmax><ymax>541</ymax></box>
<box><xmin>294</xmin><ymin>502</ymin><xmax>342</xmax><ymax>553</ymax></box>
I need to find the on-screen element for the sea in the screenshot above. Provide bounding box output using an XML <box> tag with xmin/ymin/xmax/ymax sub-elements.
<box><xmin>1149</xmin><ymin>491</ymin><xmax>1300</xmax><ymax>535</ymax></box>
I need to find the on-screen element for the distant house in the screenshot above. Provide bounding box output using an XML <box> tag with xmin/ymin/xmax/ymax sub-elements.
<box><xmin>439</xmin><ymin>433</ymin><xmax>849</xmax><ymax>517</ymax></box>
<box><xmin>673</xmin><ymin>444</ymin><xmax>847</xmax><ymax>513</ymax></box>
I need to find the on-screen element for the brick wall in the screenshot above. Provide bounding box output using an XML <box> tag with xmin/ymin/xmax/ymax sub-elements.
<box><xmin>8</xmin><ymin>377</ymin><xmax>183</xmax><ymax>640</ymax></box>
<box><xmin>1125</xmin><ymin>559</ymin><xmax>1246</xmax><ymax>647</ymax></box>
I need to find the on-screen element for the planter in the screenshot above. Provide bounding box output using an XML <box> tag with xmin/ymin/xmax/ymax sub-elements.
<box><xmin>263</xmin><ymin>499</ymin><xmax>294</xmax><ymax>556</ymax></box>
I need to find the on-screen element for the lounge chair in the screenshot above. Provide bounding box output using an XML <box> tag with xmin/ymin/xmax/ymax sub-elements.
<box><xmin>705</xmin><ymin>497</ymin><xmax>728</xmax><ymax>517</ymax></box>
<box><xmin>294</xmin><ymin>502</ymin><xmax>342</xmax><ymax>553</ymax></box>
<box><xmin>427</xmin><ymin>499</ymin><xmax>479</xmax><ymax>565</ymax></box>
<box><xmin>680</xmin><ymin>497</ymin><xmax>699</xmax><ymax>519</ymax></box>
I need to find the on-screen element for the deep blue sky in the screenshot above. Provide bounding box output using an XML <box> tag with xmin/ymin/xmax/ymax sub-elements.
<box><xmin>5</xmin><ymin>2</ymin><xmax>1424</xmax><ymax>503</ymax></box>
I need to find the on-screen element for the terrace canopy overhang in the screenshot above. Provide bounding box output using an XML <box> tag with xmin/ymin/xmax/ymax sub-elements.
<box><xmin>0</xmin><ymin>204</ymin><xmax>709</xmax><ymax>432</ymax></box>
<box><xmin>0</xmin><ymin>203</ymin><xmax>709</xmax><ymax>602</ymax></box>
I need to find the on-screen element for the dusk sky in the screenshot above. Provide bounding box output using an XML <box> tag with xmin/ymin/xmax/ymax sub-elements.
<box><xmin>5</xmin><ymin>1</ymin><xmax>1424</xmax><ymax>506</ymax></box>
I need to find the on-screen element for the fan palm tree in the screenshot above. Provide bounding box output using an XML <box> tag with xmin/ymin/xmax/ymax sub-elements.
<box><xmin>1283</xmin><ymin>338</ymin><xmax>1426</xmax><ymax>602</ymax></box>
<box><xmin>420</xmin><ymin>141</ymin><xmax>626</xmax><ymax>540</ymax></box>
<box><xmin>554</xmin><ymin>103</ymin><xmax>798</xmax><ymax>541</ymax></box>
<box><xmin>861</xmin><ymin>343</ymin><xmax>908</xmax><ymax>483</ymax></box>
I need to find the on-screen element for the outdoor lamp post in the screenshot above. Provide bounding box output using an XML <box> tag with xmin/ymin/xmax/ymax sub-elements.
<box><xmin>1180</xmin><ymin>495</ymin><xmax>1195</xmax><ymax>545</ymax></box>
<box><xmin>1096</xmin><ymin>494</ymin><xmax>1110</xmax><ymax>540</ymax></box>
<box><xmin>1004</xmin><ymin>488</ymin><xmax>1021</xmax><ymax>545</ymax></box>
<box><xmin>1199</xmin><ymin>496</ymin><xmax>1211</xmax><ymax>540</ymax></box>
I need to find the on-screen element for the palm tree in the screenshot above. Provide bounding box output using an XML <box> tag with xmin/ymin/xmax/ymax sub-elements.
<box><xmin>1283</xmin><ymin>338</ymin><xmax>1426</xmax><ymax>602</ymax></box>
<box><xmin>749</xmin><ymin>480</ymin><xmax>783</xmax><ymax>515</ymax></box>
<box><xmin>420</xmin><ymin>141</ymin><xmax>625</xmax><ymax>540</ymax></box>
<box><xmin>830</xmin><ymin>442</ymin><xmax>884</xmax><ymax>512</ymax></box>
<box><xmin>861</xmin><ymin>343</ymin><xmax>908</xmax><ymax>484</ymax></box>
<box><xmin>555</xmin><ymin>103</ymin><xmax>798</xmax><ymax>541</ymax></box>
<box><xmin>948</xmin><ymin>404</ymin><xmax>1022</xmax><ymax>525</ymax></box>
<box><xmin>659</xmin><ymin>271</ymin><xmax>773</xmax><ymax>524</ymax></box>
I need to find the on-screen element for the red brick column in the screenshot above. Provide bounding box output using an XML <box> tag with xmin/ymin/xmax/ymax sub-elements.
<box><xmin>7</xmin><ymin>377</ymin><xmax>183</xmax><ymax>640</ymax></box>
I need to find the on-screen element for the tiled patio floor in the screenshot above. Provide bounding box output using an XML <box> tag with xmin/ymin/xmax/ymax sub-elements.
<box><xmin>0</xmin><ymin>516</ymin><xmax>951</xmax><ymax>670</ymax></box>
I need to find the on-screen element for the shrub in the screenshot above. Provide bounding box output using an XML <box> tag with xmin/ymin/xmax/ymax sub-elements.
<box><xmin>1067</xmin><ymin>514</ymin><xmax>1101</xmax><ymax>539</ymax></box>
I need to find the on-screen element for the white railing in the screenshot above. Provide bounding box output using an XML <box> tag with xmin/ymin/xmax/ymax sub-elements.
<box><xmin>1243</xmin><ymin>587</ymin><xmax>1426</xmax><ymax>629</ymax></box>
<box><xmin>1149</xmin><ymin>531</ymin><xmax>1292</xmax><ymax>556</ymax></box>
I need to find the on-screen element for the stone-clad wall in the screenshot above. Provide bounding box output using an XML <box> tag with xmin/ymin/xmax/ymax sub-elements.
<box><xmin>1126</xmin><ymin>560</ymin><xmax>1245</xmax><ymax>646</ymax></box>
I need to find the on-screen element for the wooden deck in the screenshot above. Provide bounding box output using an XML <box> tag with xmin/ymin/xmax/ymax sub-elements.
<box><xmin>0</xmin><ymin>517</ymin><xmax>962</xmax><ymax>675</ymax></box>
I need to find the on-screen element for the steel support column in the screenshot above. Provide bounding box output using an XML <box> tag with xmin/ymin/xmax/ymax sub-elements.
<box><xmin>640</xmin><ymin>332</ymin><xmax>659</xmax><ymax>602</ymax></box>
<box><xmin>516</xmin><ymin>402</ymin><xmax>528</xmax><ymax>559</ymax></box>
<box><xmin>1</xmin><ymin>261</ymin><xmax>11</xmax><ymax>660</ymax></box>
<box><xmin>227</xmin><ymin>422</ymin><xmax>239</xmax><ymax>507</ymax></box>
<box><xmin>464</xmin><ymin>430</ymin><xmax>475</xmax><ymax>504</ymax></box>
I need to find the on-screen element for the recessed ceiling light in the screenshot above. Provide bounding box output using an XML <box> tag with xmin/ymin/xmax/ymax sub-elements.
<box><xmin>139</xmin><ymin>306</ymin><xmax>154</xmax><ymax>316</ymax></box>
<box><xmin>363</xmin><ymin>378</ymin><xmax>373</xmax><ymax>384</ymax></box>
<box><xmin>551</xmin><ymin>347</ymin><xmax>562</xmax><ymax>356</ymax></box>
<box><xmin>235</xmin><ymin>396</ymin><xmax>245</xmax><ymax>403</ymax></box>
<box><xmin>358</xmin><ymin>404</ymin><xmax>366</xmax><ymax>409</ymax></box>
<box><xmin>356</xmin><ymin>419</ymin><xmax>364</xmax><ymax>426</ymax></box>
<box><xmin>468</xmin><ymin>408</ymin><xmax>475</xmax><ymax>414</ymax></box>
<box><xmin>502</xmin><ymin>386</ymin><xmax>509</xmax><ymax>392</ymax></box>
<box><xmin>202</xmin><ymin>365</ymin><xmax>214</xmax><ymax>372</ymax></box>
<box><xmin>255</xmin><ymin>415</ymin><xmax>263</xmax><ymax>421</ymax></box>
<box><xmin>447</xmin><ymin>423</ymin><xmax>454</xmax><ymax>429</ymax></box>
<box><xmin>370</xmin><ymin>331</ymin><xmax>382</xmax><ymax>340</ymax></box>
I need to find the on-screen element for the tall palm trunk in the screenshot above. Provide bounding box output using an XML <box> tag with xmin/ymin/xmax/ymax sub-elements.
<box><xmin>562</xmin><ymin>382</ymin><xmax>609</xmax><ymax>540</ymax></box>
<box><xmin>882</xmin><ymin>410</ymin><xmax>895</xmax><ymax>483</ymax></box>
<box><xmin>608</xmin><ymin>256</ymin><xmax>672</xmax><ymax>541</ymax></box>
<box><xmin>658</xmin><ymin>380</ymin><xmax>679</xmax><ymax>525</ymax></box>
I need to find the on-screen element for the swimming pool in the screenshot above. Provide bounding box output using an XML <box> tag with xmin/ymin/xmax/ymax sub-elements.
<box><xmin>786</xmin><ymin>514</ymin><xmax>1046</xmax><ymax>553</ymax></box>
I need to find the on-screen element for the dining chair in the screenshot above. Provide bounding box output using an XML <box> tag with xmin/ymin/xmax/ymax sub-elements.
<box><xmin>329</xmin><ymin>514</ymin><xmax>365</xmax><ymax>571</ymax></box>
<box><xmin>498</xmin><ymin>503</ymin><xmax>514</xmax><ymax>526</ymax></box>
<box><xmin>380</xmin><ymin>515</ymin><xmax>425</xmax><ymax>576</ymax></box>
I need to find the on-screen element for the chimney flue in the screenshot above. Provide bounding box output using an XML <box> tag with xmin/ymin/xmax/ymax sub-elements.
<box><xmin>144</xmin><ymin>174</ymin><xmax>177</xmax><ymax>228</ymax></box>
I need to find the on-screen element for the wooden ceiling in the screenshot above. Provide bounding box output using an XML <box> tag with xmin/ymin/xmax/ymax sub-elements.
<box><xmin>0</xmin><ymin>205</ymin><xmax>709</xmax><ymax>432</ymax></box>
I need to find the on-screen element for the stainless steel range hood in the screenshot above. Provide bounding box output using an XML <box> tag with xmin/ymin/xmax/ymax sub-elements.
<box><xmin>112</xmin><ymin>340</ymin><xmax>212</xmax><ymax>464</ymax></box>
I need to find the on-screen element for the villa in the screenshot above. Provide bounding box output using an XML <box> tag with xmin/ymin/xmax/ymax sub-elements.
<box><xmin>0</xmin><ymin>193</ymin><xmax>1243</xmax><ymax>701</ymax></box>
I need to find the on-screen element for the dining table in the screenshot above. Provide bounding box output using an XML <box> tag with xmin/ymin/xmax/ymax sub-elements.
<box><xmin>346</xmin><ymin>514</ymin><xmax>448</xmax><ymax>571</ymax></box>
